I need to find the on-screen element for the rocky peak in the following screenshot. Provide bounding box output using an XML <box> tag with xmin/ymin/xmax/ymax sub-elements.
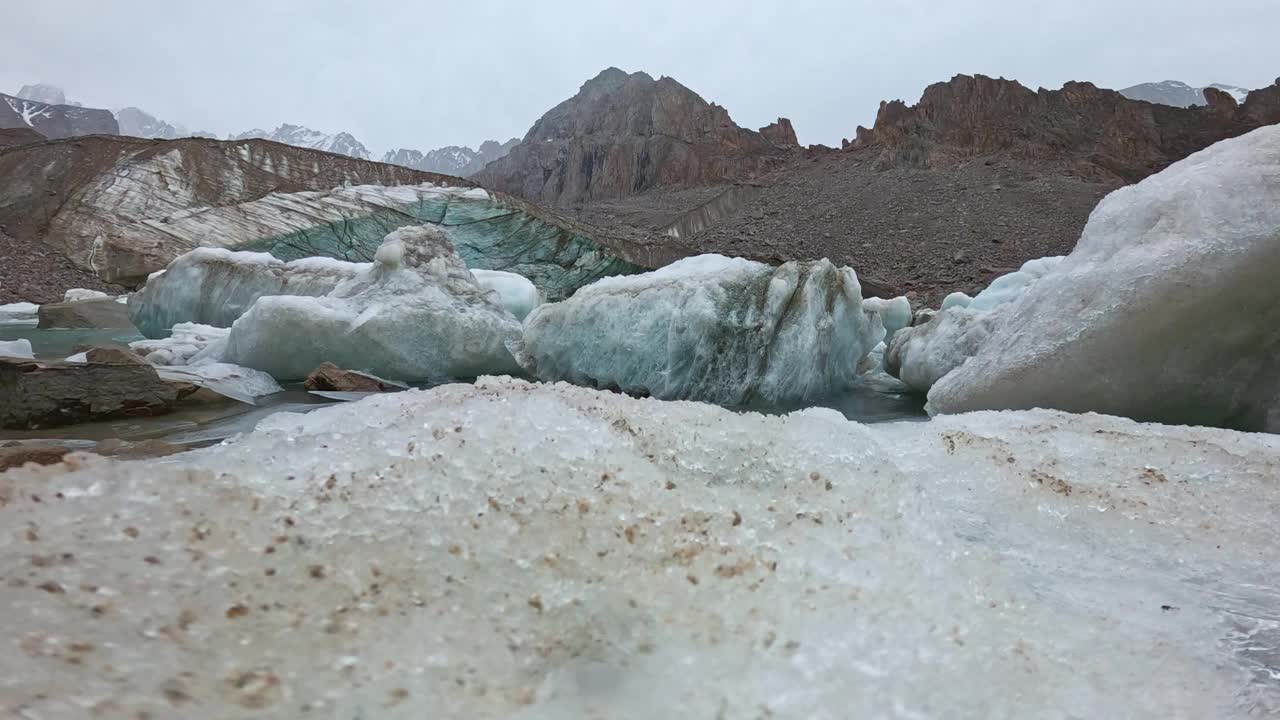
<box><xmin>0</xmin><ymin>92</ymin><xmax>118</xmax><ymax>139</ymax></box>
<box><xmin>759</xmin><ymin>118</ymin><xmax>799</xmax><ymax>148</ymax></box>
<box><xmin>475</xmin><ymin>68</ymin><xmax>796</xmax><ymax>206</ymax></box>
<box><xmin>852</xmin><ymin>74</ymin><xmax>1280</xmax><ymax>183</ymax></box>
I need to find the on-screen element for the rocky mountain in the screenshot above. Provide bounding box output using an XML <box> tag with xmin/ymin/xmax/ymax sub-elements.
<box><xmin>474</xmin><ymin>67</ymin><xmax>799</xmax><ymax>206</ymax></box>
<box><xmin>16</xmin><ymin>83</ymin><xmax>78</xmax><ymax>106</ymax></box>
<box><xmin>380</xmin><ymin>138</ymin><xmax>518</xmax><ymax>176</ymax></box>
<box><xmin>230</xmin><ymin>124</ymin><xmax>371</xmax><ymax>159</ymax></box>
<box><xmin>573</xmin><ymin>74</ymin><xmax>1280</xmax><ymax>302</ymax></box>
<box><xmin>115</xmin><ymin>107</ymin><xmax>215</xmax><ymax>140</ymax></box>
<box><xmin>1120</xmin><ymin>80</ymin><xmax>1250</xmax><ymax>107</ymax></box>
<box><xmin>0</xmin><ymin>92</ymin><xmax>118</xmax><ymax>139</ymax></box>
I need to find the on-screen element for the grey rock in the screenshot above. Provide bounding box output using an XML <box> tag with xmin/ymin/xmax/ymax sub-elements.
<box><xmin>0</xmin><ymin>357</ymin><xmax>198</xmax><ymax>429</ymax></box>
<box><xmin>37</xmin><ymin>299</ymin><xmax>134</xmax><ymax>329</ymax></box>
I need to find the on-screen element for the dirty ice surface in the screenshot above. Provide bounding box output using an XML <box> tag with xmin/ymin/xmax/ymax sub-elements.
<box><xmin>1</xmin><ymin>378</ymin><xmax>1276</xmax><ymax>719</ymax></box>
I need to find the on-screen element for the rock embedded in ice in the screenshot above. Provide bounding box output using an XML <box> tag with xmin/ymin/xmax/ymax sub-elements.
<box><xmin>513</xmin><ymin>254</ymin><xmax>884</xmax><ymax>404</ymax></box>
<box><xmin>0</xmin><ymin>338</ymin><xmax>34</xmax><ymax>359</ymax></box>
<box><xmin>222</xmin><ymin>225</ymin><xmax>523</xmax><ymax>381</ymax></box>
<box><xmin>127</xmin><ymin>249</ymin><xmax>364</xmax><ymax>338</ymax></box>
<box><xmin>929</xmin><ymin>125</ymin><xmax>1280</xmax><ymax>431</ymax></box>
<box><xmin>470</xmin><ymin>269</ymin><xmax>542</xmax><ymax>321</ymax></box>
<box><xmin>1</xmin><ymin>377</ymin><xmax>1277</xmax><ymax>718</ymax></box>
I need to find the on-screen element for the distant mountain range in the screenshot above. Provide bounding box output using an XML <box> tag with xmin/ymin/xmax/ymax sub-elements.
<box><xmin>1119</xmin><ymin>81</ymin><xmax>1250</xmax><ymax>108</ymax></box>
<box><xmin>6</xmin><ymin>82</ymin><xmax>516</xmax><ymax>177</ymax></box>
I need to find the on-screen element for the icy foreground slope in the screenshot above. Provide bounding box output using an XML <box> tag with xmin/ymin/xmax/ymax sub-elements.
<box><xmin>928</xmin><ymin>125</ymin><xmax>1280</xmax><ymax>430</ymax></box>
<box><xmin>514</xmin><ymin>255</ymin><xmax>884</xmax><ymax>404</ymax></box>
<box><xmin>2</xmin><ymin>378</ymin><xmax>1278</xmax><ymax>719</ymax></box>
<box><xmin>221</xmin><ymin>226</ymin><xmax>523</xmax><ymax>381</ymax></box>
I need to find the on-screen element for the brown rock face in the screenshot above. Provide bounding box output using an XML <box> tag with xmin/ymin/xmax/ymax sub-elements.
<box><xmin>759</xmin><ymin>118</ymin><xmax>800</xmax><ymax>148</ymax></box>
<box><xmin>0</xmin><ymin>127</ymin><xmax>44</xmax><ymax>150</ymax></box>
<box><xmin>0</xmin><ymin>357</ymin><xmax>198</xmax><ymax>430</ymax></box>
<box><xmin>303</xmin><ymin>362</ymin><xmax>402</xmax><ymax>393</ymax></box>
<box><xmin>475</xmin><ymin>68</ymin><xmax>796</xmax><ymax>206</ymax></box>
<box><xmin>852</xmin><ymin>74</ymin><xmax>1280</xmax><ymax>183</ymax></box>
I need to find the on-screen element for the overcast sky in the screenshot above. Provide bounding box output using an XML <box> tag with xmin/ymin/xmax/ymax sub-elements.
<box><xmin>3</xmin><ymin>0</ymin><xmax>1277</xmax><ymax>153</ymax></box>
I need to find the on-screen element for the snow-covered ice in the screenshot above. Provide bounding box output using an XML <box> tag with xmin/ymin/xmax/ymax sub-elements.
<box><xmin>1</xmin><ymin>378</ymin><xmax>1277</xmax><ymax>718</ymax></box>
<box><xmin>928</xmin><ymin>125</ymin><xmax>1280</xmax><ymax>431</ymax></box>
<box><xmin>62</xmin><ymin>288</ymin><xmax>111</xmax><ymax>303</ymax></box>
<box><xmin>221</xmin><ymin>226</ymin><xmax>523</xmax><ymax>381</ymax></box>
<box><xmin>0</xmin><ymin>301</ymin><xmax>39</xmax><ymax>326</ymax></box>
<box><xmin>0</xmin><ymin>338</ymin><xmax>34</xmax><ymax>359</ymax></box>
<box><xmin>514</xmin><ymin>255</ymin><xmax>884</xmax><ymax>404</ymax></box>
<box><xmin>129</xmin><ymin>323</ymin><xmax>229</xmax><ymax>366</ymax></box>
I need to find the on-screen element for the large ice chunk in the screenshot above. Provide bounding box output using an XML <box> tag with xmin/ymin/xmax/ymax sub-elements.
<box><xmin>929</xmin><ymin>126</ymin><xmax>1280</xmax><ymax>431</ymax></box>
<box><xmin>0</xmin><ymin>301</ymin><xmax>39</xmax><ymax>326</ymax></box>
<box><xmin>886</xmin><ymin>256</ymin><xmax>1065</xmax><ymax>393</ymax></box>
<box><xmin>513</xmin><ymin>254</ymin><xmax>884</xmax><ymax>404</ymax></box>
<box><xmin>0</xmin><ymin>338</ymin><xmax>34</xmax><ymax>359</ymax></box>
<box><xmin>470</xmin><ymin>269</ymin><xmax>542</xmax><ymax>321</ymax></box>
<box><xmin>220</xmin><ymin>226</ymin><xmax>523</xmax><ymax>381</ymax></box>
<box><xmin>127</xmin><ymin>249</ymin><xmax>363</xmax><ymax>338</ymax></box>
<box><xmin>2</xmin><ymin>378</ymin><xmax>1277</xmax><ymax>718</ymax></box>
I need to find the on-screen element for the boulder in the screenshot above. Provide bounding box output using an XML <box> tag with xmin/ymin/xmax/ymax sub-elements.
<box><xmin>304</xmin><ymin>363</ymin><xmax>403</xmax><ymax>393</ymax></box>
<box><xmin>0</xmin><ymin>443</ymin><xmax>73</xmax><ymax>472</ymax></box>
<box><xmin>37</xmin><ymin>298</ymin><xmax>134</xmax><ymax>329</ymax></box>
<box><xmin>0</xmin><ymin>357</ymin><xmax>198</xmax><ymax>429</ymax></box>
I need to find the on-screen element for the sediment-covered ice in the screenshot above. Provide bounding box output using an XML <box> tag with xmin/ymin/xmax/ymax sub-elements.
<box><xmin>513</xmin><ymin>254</ymin><xmax>884</xmax><ymax>404</ymax></box>
<box><xmin>221</xmin><ymin>226</ymin><xmax>523</xmax><ymax>381</ymax></box>
<box><xmin>2</xmin><ymin>378</ymin><xmax>1277</xmax><ymax>718</ymax></box>
<box><xmin>929</xmin><ymin>125</ymin><xmax>1280</xmax><ymax>431</ymax></box>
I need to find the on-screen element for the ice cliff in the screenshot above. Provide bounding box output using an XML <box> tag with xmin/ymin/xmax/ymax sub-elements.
<box><xmin>514</xmin><ymin>255</ymin><xmax>885</xmax><ymax>404</ymax></box>
<box><xmin>2</xmin><ymin>378</ymin><xmax>1277</xmax><ymax>718</ymax></box>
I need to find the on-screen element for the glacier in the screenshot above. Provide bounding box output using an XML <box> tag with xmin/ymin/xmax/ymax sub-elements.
<box><xmin>927</xmin><ymin>125</ymin><xmax>1280</xmax><ymax>431</ymax></box>
<box><xmin>75</xmin><ymin>177</ymin><xmax>644</xmax><ymax>299</ymax></box>
<box><xmin>1</xmin><ymin>377</ymin><xmax>1277</xmax><ymax>719</ymax></box>
<box><xmin>513</xmin><ymin>255</ymin><xmax>885</xmax><ymax>404</ymax></box>
<box><xmin>219</xmin><ymin>226</ymin><xmax>523</xmax><ymax>381</ymax></box>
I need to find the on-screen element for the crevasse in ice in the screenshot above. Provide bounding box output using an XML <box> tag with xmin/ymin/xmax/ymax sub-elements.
<box><xmin>928</xmin><ymin>125</ymin><xmax>1280</xmax><ymax>431</ymax></box>
<box><xmin>512</xmin><ymin>254</ymin><xmax>885</xmax><ymax>404</ymax></box>
<box><xmin>219</xmin><ymin>225</ymin><xmax>523</xmax><ymax>381</ymax></box>
<box><xmin>1</xmin><ymin>378</ymin><xmax>1277</xmax><ymax>718</ymax></box>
